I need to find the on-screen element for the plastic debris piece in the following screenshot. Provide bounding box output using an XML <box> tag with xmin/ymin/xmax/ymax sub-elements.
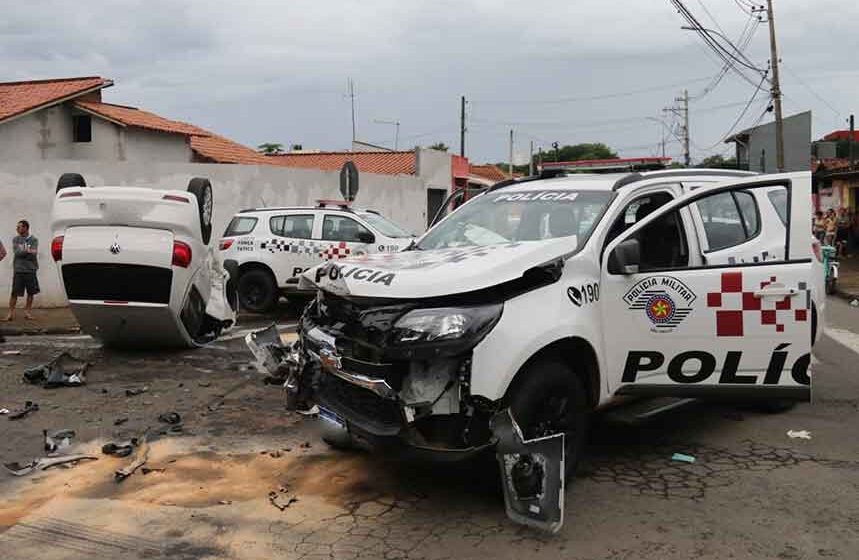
<box><xmin>671</xmin><ymin>453</ymin><xmax>696</xmax><ymax>463</ymax></box>
<box><xmin>115</xmin><ymin>435</ymin><xmax>149</xmax><ymax>482</ymax></box>
<box><xmin>102</xmin><ymin>439</ymin><xmax>138</xmax><ymax>458</ymax></box>
<box><xmin>22</xmin><ymin>353</ymin><xmax>88</xmax><ymax>388</ymax></box>
<box><xmin>296</xmin><ymin>405</ymin><xmax>320</xmax><ymax>417</ymax></box>
<box><xmin>8</xmin><ymin>400</ymin><xmax>39</xmax><ymax>420</ymax></box>
<box><xmin>3</xmin><ymin>454</ymin><xmax>97</xmax><ymax>476</ymax></box>
<box><xmin>44</xmin><ymin>429</ymin><xmax>76</xmax><ymax>455</ymax></box>
<box><xmin>157</xmin><ymin>412</ymin><xmax>182</xmax><ymax>425</ymax></box>
<box><xmin>113</xmin><ymin>417</ymin><xmax>129</xmax><ymax>426</ymax></box>
<box><xmin>125</xmin><ymin>386</ymin><xmax>149</xmax><ymax>397</ymax></box>
<box><xmin>0</xmin><ymin>408</ymin><xmax>9</xmax><ymax>415</ymax></box>
<box><xmin>3</xmin><ymin>350</ymin><xmax>22</xmax><ymax>355</ymax></box>
<box><xmin>787</xmin><ymin>430</ymin><xmax>812</xmax><ymax>440</ymax></box>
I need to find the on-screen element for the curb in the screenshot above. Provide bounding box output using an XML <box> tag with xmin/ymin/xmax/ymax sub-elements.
<box><xmin>0</xmin><ymin>326</ymin><xmax>81</xmax><ymax>337</ymax></box>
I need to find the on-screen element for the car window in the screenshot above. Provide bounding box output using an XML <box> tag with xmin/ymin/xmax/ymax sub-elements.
<box><xmin>322</xmin><ymin>215</ymin><xmax>371</xmax><ymax>242</ymax></box>
<box><xmin>767</xmin><ymin>188</ymin><xmax>788</xmax><ymax>226</ymax></box>
<box><xmin>357</xmin><ymin>211</ymin><xmax>413</xmax><ymax>238</ymax></box>
<box><xmin>416</xmin><ymin>190</ymin><xmax>613</xmax><ymax>250</ymax></box>
<box><xmin>694</xmin><ymin>190</ymin><xmax>759</xmax><ymax>251</ymax></box>
<box><xmin>605</xmin><ymin>191</ymin><xmax>674</xmax><ymax>250</ymax></box>
<box><xmin>630</xmin><ymin>209</ymin><xmax>689</xmax><ymax>271</ymax></box>
<box><xmin>270</xmin><ymin>214</ymin><xmax>313</xmax><ymax>239</ymax></box>
<box><xmin>224</xmin><ymin>216</ymin><xmax>257</xmax><ymax>236</ymax></box>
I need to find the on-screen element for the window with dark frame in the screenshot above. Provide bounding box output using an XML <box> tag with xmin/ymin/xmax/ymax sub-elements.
<box><xmin>72</xmin><ymin>114</ymin><xmax>92</xmax><ymax>143</ymax></box>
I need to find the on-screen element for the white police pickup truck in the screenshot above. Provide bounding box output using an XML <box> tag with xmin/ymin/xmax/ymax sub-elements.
<box><xmin>250</xmin><ymin>169</ymin><xmax>821</xmax><ymax>532</ymax></box>
<box><xmin>220</xmin><ymin>201</ymin><xmax>414</xmax><ymax>312</ymax></box>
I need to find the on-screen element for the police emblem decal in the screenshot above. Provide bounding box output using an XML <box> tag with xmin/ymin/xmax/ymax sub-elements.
<box><xmin>623</xmin><ymin>275</ymin><xmax>696</xmax><ymax>332</ymax></box>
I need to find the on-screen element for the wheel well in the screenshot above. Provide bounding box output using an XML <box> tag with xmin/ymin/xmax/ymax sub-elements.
<box><xmin>506</xmin><ymin>337</ymin><xmax>601</xmax><ymax>409</ymax></box>
<box><xmin>238</xmin><ymin>262</ymin><xmax>276</xmax><ymax>280</ymax></box>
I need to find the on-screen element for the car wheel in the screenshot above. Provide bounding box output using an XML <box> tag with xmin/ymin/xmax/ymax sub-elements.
<box><xmin>57</xmin><ymin>173</ymin><xmax>86</xmax><ymax>193</ymax></box>
<box><xmin>508</xmin><ymin>356</ymin><xmax>590</xmax><ymax>480</ymax></box>
<box><xmin>238</xmin><ymin>269</ymin><xmax>277</xmax><ymax>313</ymax></box>
<box><xmin>187</xmin><ymin>177</ymin><xmax>213</xmax><ymax>245</ymax></box>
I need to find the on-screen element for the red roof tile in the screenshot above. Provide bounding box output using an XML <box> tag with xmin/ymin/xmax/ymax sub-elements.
<box><xmin>270</xmin><ymin>151</ymin><xmax>416</xmax><ymax>175</ymax></box>
<box><xmin>190</xmin><ymin>135</ymin><xmax>271</xmax><ymax>165</ymax></box>
<box><xmin>75</xmin><ymin>101</ymin><xmax>268</xmax><ymax>165</ymax></box>
<box><xmin>823</xmin><ymin>130</ymin><xmax>859</xmax><ymax>142</ymax></box>
<box><xmin>0</xmin><ymin>76</ymin><xmax>111</xmax><ymax>123</ymax></box>
<box><xmin>75</xmin><ymin>101</ymin><xmax>205</xmax><ymax>136</ymax></box>
<box><xmin>469</xmin><ymin>164</ymin><xmax>509</xmax><ymax>182</ymax></box>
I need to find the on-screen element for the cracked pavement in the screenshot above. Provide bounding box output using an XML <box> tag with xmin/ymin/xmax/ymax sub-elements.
<box><xmin>0</xmin><ymin>298</ymin><xmax>858</xmax><ymax>559</ymax></box>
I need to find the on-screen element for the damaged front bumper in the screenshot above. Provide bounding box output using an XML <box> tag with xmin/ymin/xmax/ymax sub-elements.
<box><xmin>247</xmin><ymin>315</ymin><xmax>567</xmax><ymax>533</ymax></box>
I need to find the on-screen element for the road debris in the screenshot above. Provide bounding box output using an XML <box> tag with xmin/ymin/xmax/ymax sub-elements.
<box><xmin>102</xmin><ymin>438</ymin><xmax>140</xmax><ymax>458</ymax></box>
<box><xmin>296</xmin><ymin>404</ymin><xmax>320</xmax><ymax>417</ymax></box>
<box><xmin>157</xmin><ymin>412</ymin><xmax>182</xmax><ymax>425</ymax></box>
<box><xmin>0</xmin><ymin>408</ymin><xmax>9</xmax><ymax>415</ymax></box>
<box><xmin>671</xmin><ymin>453</ymin><xmax>697</xmax><ymax>463</ymax></box>
<box><xmin>198</xmin><ymin>381</ymin><xmax>211</xmax><ymax>387</ymax></box>
<box><xmin>141</xmin><ymin>466</ymin><xmax>165</xmax><ymax>475</ymax></box>
<box><xmin>115</xmin><ymin>434</ymin><xmax>150</xmax><ymax>482</ymax></box>
<box><xmin>850</xmin><ymin>299</ymin><xmax>858</xmax><ymax>307</ymax></box>
<box><xmin>3</xmin><ymin>350</ymin><xmax>22</xmax><ymax>355</ymax></box>
<box><xmin>23</xmin><ymin>353</ymin><xmax>88</xmax><ymax>388</ymax></box>
<box><xmin>125</xmin><ymin>386</ymin><xmax>149</xmax><ymax>397</ymax></box>
<box><xmin>8</xmin><ymin>400</ymin><xmax>39</xmax><ymax>420</ymax></box>
<box><xmin>114</xmin><ymin>417</ymin><xmax>129</xmax><ymax>426</ymax></box>
<box><xmin>44</xmin><ymin>429</ymin><xmax>75</xmax><ymax>455</ymax></box>
<box><xmin>268</xmin><ymin>487</ymin><xmax>299</xmax><ymax>511</ymax></box>
<box><xmin>3</xmin><ymin>454</ymin><xmax>97</xmax><ymax>476</ymax></box>
<box><xmin>787</xmin><ymin>430</ymin><xmax>812</xmax><ymax>440</ymax></box>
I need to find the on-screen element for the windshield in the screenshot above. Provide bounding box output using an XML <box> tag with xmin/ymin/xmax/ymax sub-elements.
<box><xmin>357</xmin><ymin>211</ymin><xmax>414</xmax><ymax>238</ymax></box>
<box><xmin>417</xmin><ymin>189</ymin><xmax>613</xmax><ymax>250</ymax></box>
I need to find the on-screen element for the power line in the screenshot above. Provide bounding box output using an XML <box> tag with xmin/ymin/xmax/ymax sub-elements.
<box><xmin>781</xmin><ymin>63</ymin><xmax>842</xmax><ymax>117</ymax></box>
<box><xmin>471</xmin><ymin>77</ymin><xmax>713</xmax><ymax>106</ymax></box>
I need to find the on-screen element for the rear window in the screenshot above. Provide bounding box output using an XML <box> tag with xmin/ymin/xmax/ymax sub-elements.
<box><xmin>224</xmin><ymin>216</ymin><xmax>258</xmax><ymax>236</ymax></box>
<box><xmin>767</xmin><ymin>188</ymin><xmax>788</xmax><ymax>226</ymax></box>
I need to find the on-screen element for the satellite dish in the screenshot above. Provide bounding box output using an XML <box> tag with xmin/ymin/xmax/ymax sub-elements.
<box><xmin>340</xmin><ymin>161</ymin><xmax>359</xmax><ymax>202</ymax></box>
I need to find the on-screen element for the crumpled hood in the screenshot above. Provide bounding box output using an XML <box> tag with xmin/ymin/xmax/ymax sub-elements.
<box><xmin>300</xmin><ymin>237</ymin><xmax>576</xmax><ymax>298</ymax></box>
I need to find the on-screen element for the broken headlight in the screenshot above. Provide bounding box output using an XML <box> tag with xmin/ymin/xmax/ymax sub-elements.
<box><xmin>391</xmin><ymin>304</ymin><xmax>503</xmax><ymax>346</ymax></box>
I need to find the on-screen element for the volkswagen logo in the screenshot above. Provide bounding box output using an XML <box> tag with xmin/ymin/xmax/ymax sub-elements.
<box><xmin>109</xmin><ymin>242</ymin><xmax>121</xmax><ymax>255</ymax></box>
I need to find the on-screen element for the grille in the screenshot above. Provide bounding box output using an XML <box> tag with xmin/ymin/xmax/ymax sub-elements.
<box><xmin>62</xmin><ymin>264</ymin><xmax>172</xmax><ymax>304</ymax></box>
<box><xmin>316</xmin><ymin>372</ymin><xmax>404</xmax><ymax>436</ymax></box>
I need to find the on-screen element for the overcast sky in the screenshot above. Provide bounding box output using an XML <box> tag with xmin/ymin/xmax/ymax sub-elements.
<box><xmin>2</xmin><ymin>0</ymin><xmax>856</xmax><ymax>164</ymax></box>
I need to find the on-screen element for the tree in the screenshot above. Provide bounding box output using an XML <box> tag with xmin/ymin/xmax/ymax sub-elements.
<box><xmin>257</xmin><ymin>142</ymin><xmax>285</xmax><ymax>155</ymax></box>
<box><xmin>533</xmin><ymin>143</ymin><xmax>618</xmax><ymax>166</ymax></box>
<box><xmin>697</xmin><ymin>154</ymin><xmax>738</xmax><ymax>169</ymax></box>
<box><xmin>428</xmin><ymin>142</ymin><xmax>449</xmax><ymax>152</ymax></box>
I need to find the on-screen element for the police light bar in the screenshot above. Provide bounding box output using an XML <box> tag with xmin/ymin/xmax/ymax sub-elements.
<box><xmin>316</xmin><ymin>199</ymin><xmax>352</xmax><ymax>209</ymax></box>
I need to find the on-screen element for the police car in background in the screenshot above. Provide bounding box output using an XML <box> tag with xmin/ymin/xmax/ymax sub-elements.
<box><xmin>220</xmin><ymin>201</ymin><xmax>414</xmax><ymax>312</ymax></box>
<box><xmin>257</xmin><ymin>168</ymin><xmax>823</xmax><ymax>532</ymax></box>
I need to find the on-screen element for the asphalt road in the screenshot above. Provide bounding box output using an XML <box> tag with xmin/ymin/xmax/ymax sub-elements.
<box><xmin>0</xmin><ymin>298</ymin><xmax>857</xmax><ymax>560</ymax></box>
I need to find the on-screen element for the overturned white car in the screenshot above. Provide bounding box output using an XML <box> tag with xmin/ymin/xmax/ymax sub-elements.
<box><xmin>51</xmin><ymin>173</ymin><xmax>237</xmax><ymax>348</ymax></box>
<box><xmin>250</xmin><ymin>169</ymin><xmax>818</xmax><ymax>532</ymax></box>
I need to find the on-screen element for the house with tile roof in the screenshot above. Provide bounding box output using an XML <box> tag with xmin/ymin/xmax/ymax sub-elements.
<box><xmin>0</xmin><ymin>76</ymin><xmax>266</xmax><ymax>164</ymax></box>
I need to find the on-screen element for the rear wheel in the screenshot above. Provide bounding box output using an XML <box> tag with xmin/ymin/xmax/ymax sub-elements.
<box><xmin>187</xmin><ymin>178</ymin><xmax>213</xmax><ymax>245</ymax></box>
<box><xmin>238</xmin><ymin>268</ymin><xmax>278</xmax><ymax>313</ymax></box>
<box><xmin>57</xmin><ymin>173</ymin><xmax>86</xmax><ymax>193</ymax></box>
<box><xmin>508</xmin><ymin>356</ymin><xmax>590</xmax><ymax>480</ymax></box>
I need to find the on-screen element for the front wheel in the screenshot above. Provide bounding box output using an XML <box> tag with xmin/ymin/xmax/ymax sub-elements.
<box><xmin>826</xmin><ymin>276</ymin><xmax>837</xmax><ymax>295</ymax></box>
<box><xmin>508</xmin><ymin>356</ymin><xmax>590</xmax><ymax>480</ymax></box>
<box><xmin>238</xmin><ymin>269</ymin><xmax>278</xmax><ymax>313</ymax></box>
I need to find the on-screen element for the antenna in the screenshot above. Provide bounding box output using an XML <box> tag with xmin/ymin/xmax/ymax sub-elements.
<box><xmin>373</xmin><ymin>119</ymin><xmax>401</xmax><ymax>150</ymax></box>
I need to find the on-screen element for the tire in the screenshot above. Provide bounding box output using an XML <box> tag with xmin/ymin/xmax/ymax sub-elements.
<box><xmin>57</xmin><ymin>173</ymin><xmax>86</xmax><ymax>193</ymax></box>
<box><xmin>508</xmin><ymin>355</ymin><xmax>590</xmax><ymax>480</ymax></box>
<box><xmin>825</xmin><ymin>277</ymin><xmax>836</xmax><ymax>296</ymax></box>
<box><xmin>187</xmin><ymin>177</ymin><xmax>213</xmax><ymax>245</ymax></box>
<box><xmin>238</xmin><ymin>268</ymin><xmax>278</xmax><ymax>313</ymax></box>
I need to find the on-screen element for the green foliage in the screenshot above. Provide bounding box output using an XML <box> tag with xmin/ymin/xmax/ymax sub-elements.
<box><xmin>428</xmin><ymin>142</ymin><xmax>449</xmax><ymax>152</ymax></box>
<box><xmin>697</xmin><ymin>154</ymin><xmax>738</xmax><ymax>169</ymax></box>
<box><xmin>257</xmin><ymin>142</ymin><xmax>285</xmax><ymax>155</ymax></box>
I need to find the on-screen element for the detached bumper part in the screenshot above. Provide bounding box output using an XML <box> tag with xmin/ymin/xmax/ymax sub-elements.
<box><xmin>246</xmin><ymin>324</ymin><xmax>305</xmax><ymax>408</ymax></box>
<box><xmin>491</xmin><ymin>409</ymin><xmax>565</xmax><ymax>534</ymax></box>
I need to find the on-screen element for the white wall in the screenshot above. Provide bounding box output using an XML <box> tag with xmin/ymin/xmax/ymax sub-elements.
<box><xmin>124</xmin><ymin>128</ymin><xmax>193</xmax><ymax>162</ymax></box>
<box><xmin>0</xmin><ymin>160</ymin><xmax>430</xmax><ymax>306</ymax></box>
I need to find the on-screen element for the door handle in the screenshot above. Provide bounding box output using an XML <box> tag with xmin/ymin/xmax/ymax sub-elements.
<box><xmin>754</xmin><ymin>287</ymin><xmax>798</xmax><ymax>298</ymax></box>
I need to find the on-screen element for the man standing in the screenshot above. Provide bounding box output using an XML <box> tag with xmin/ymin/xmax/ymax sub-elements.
<box><xmin>6</xmin><ymin>220</ymin><xmax>39</xmax><ymax>321</ymax></box>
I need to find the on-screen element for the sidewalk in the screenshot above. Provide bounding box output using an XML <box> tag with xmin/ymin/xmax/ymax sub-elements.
<box><xmin>0</xmin><ymin>307</ymin><xmax>80</xmax><ymax>336</ymax></box>
<box><xmin>837</xmin><ymin>255</ymin><xmax>859</xmax><ymax>300</ymax></box>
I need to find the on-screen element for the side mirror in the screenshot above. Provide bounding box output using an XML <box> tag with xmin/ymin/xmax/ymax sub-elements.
<box><xmin>608</xmin><ymin>238</ymin><xmax>641</xmax><ymax>275</ymax></box>
<box><xmin>357</xmin><ymin>231</ymin><xmax>375</xmax><ymax>244</ymax></box>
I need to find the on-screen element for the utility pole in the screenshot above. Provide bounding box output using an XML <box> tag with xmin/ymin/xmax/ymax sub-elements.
<box><xmin>850</xmin><ymin>114</ymin><xmax>855</xmax><ymax>168</ymax></box>
<box><xmin>347</xmin><ymin>78</ymin><xmax>357</xmax><ymax>142</ymax></box>
<box><xmin>552</xmin><ymin>141</ymin><xmax>560</xmax><ymax>162</ymax></box>
<box><xmin>529</xmin><ymin>140</ymin><xmax>534</xmax><ymax>176</ymax></box>
<box><xmin>508</xmin><ymin>129</ymin><xmax>514</xmax><ymax>177</ymax></box>
<box><xmin>460</xmin><ymin>96</ymin><xmax>467</xmax><ymax>157</ymax></box>
<box><xmin>664</xmin><ymin>90</ymin><xmax>690</xmax><ymax>166</ymax></box>
<box><xmin>761</xmin><ymin>0</ymin><xmax>785</xmax><ymax>172</ymax></box>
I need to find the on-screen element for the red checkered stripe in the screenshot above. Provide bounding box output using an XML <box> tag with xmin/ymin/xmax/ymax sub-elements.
<box><xmin>707</xmin><ymin>271</ymin><xmax>810</xmax><ymax>337</ymax></box>
<box><xmin>319</xmin><ymin>241</ymin><xmax>352</xmax><ymax>261</ymax></box>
